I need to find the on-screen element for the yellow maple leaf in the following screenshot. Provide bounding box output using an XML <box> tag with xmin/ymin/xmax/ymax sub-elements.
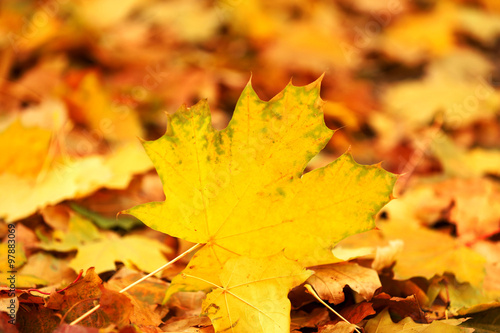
<box><xmin>124</xmin><ymin>77</ymin><xmax>396</xmax><ymax>332</ymax></box>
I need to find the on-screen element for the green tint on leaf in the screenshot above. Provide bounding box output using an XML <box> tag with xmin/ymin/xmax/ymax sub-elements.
<box><xmin>70</xmin><ymin>202</ymin><xmax>142</xmax><ymax>230</ymax></box>
<box><xmin>38</xmin><ymin>214</ymin><xmax>102</xmax><ymax>252</ymax></box>
<box><xmin>124</xmin><ymin>77</ymin><xmax>397</xmax><ymax>332</ymax></box>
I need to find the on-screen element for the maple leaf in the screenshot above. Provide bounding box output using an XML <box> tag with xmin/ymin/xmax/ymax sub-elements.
<box><xmin>124</xmin><ymin>77</ymin><xmax>396</xmax><ymax>331</ymax></box>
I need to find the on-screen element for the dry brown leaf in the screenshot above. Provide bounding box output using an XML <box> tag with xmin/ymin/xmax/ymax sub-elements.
<box><xmin>307</xmin><ymin>262</ymin><xmax>381</xmax><ymax>305</ymax></box>
<box><xmin>372</xmin><ymin>293</ymin><xmax>427</xmax><ymax>323</ymax></box>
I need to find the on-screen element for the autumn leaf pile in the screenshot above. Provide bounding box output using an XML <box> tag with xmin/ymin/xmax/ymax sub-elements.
<box><xmin>1</xmin><ymin>0</ymin><xmax>500</xmax><ymax>332</ymax></box>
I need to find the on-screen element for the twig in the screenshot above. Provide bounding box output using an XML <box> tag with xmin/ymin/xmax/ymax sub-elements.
<box><xmin>69</xmin><ymin>243</ymin><xmax>202</xmax><ymax>326</ymax></box>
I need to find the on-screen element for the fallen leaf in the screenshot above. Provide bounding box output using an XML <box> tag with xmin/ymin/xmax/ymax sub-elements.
<box><xmin>140</xmin><ymin>1</ymin><xmax>220</xmax><ymax>43</ymax></box>
<box><xmin>106</xmin><ymin>267</ymin><xmax>170</xmax><ymax>306</ymax></box>
<box><xmin>38</xmin><ymin>214</ymin><xmax>102</xmax><ymax>252</ymax></box>
<box><xmin>372</xmin><ymin>293</ymin><xmax>427</xmax><ymax>323</ymax></box>
<box><xmin>0</xmin><ymin>298</ymin><xmax>18</xmax><ymax>325</ymax></box>
<box><xmin>69</xmin><ymin>234</ymin><xmax>171</xmax><ymax>274</ymax></box>
<box><xmin>319</xmin><ymin>321</ymin><xmax>358</xmax><ymax>333</ymax></box>
<box><xmin>332</xmin><ymin>230</ymin><xmax>403</xmax><ymax>272</ymax></box>
<box><xmin>290</xmin><ymin>308</ymin><xmax>330</xmax><ymax>331</ymax></box>
<box><xmin>0</xmin><ymin>274</ymin><xmax>47</xmax><ymax>289</ymax></box>
<box><xmin>53</xmin><ymin>324</ymin><xmax>99</xmax><ymax>333</ymax></box>
<box><xmin>335</xmin><ymin>301</ymin><xmax>376</xmax><ymax>325</ymax></box>
<box><xmin>315</xmin><ymin>302</ymin><xmax>376</xmax><ymax>332</ymax></box>
<box><xmin>307</xmin><ymin>262</ymin><xmax>381</xmax><ymax>305</ymax></box>
<box><xmin>0</xmin><ymin>138</ymin><xmax>151</xmax><ymax>222</ymax></box>
<box><xmin>7</xmin><ymin>2</ymin><xmax>499</xmax><ymax>331</ymax></box>
<box><xmin>0</xmin><ymin>119</ymin><xmax>52</xmax><ymax>178</ymax></box>
<box><xmin>106</xmin><ymin>268</ymin><xmax>170</xmax><ymax>327</ymax></box>
<box><xmin>99</xmin><ymin>288</ymin><xmax>134</xmax><ymax>328</ymax></box>
<box><xmin>125</xmin><ymin>77</ymin><xmax>396</xmax><ymax>299</ymax></box>
<box><xmin>45</xmin><ymin>268</ymin><xmax>132</xmax><ymax>328</ymax></box>
<box><xmin>0</xmin><ymin>4</ymin><xmax>60</xmax><ymax>54</ymax></box>
<box><xmin>0</xmin><ymin>312</ymin><xmax>19</xmax><ymax>333</ymax></box>
<box><xmin>364</xmin><ymin>308</ymin><xmax>473</xmax><ymax>333</ymax></box>
<box><xmin>0</xmin><ymin>94</ymin><xmax>152</xmax><ymax>222</ymax></box>
<box><xmin>458</xmin><ymin>307</ymin><xmax>500</xmax><ymax>332</ymax></box>
<box><xmin>16</xmin><ymin>305</ymin><xmax>60</xmax><ymax>333</ymax></box>
<box><xmin>0</xmin><ymin>242</ymin><xmax>45</xmax><ymax>288</ymax></box>
<box><xmin>390</xmin><ymin>176</ymin><xmax>500</xmax><ymax>244</ymax></box>
<box><xmin>447</xmin><ymin>179</ymin><xmax>500</xmax><ymax>243</ymax></box>
<box><xmin>70</xmin><ymin>203</ymin><xmax>142</xmax><ymax>230</ymax></box>
<box><xmin>119</xmin><ymin>295</ymin><xmax>163</xmax><ymax>327</ymax></box>
<box><xmin>383</xmin><ymin>219</ymin><xmax>486</xmax><ymax>287</ymax></box>
<box><xmin>383</xmin><ymin>50</ymin><xmax>500</xmax><ymax>131</ymax></box>
<box><xmin>196</xmin><ymin>253</ymin><xmax>312</xmax><ymax>333</ymax></box>
<box><xmin>41</xmin><ymin>205</ymin><xmax>72</xmax><ymax>232</ymax></box>
<box><xmin>458</xmin><ymin>7</ymin><xmax>500</xmax><ymax>47</ymax></box>
<box><xmin>73</xmin><ymin>0</ymin><xmax>150</xmax><ymax>29</ymax></box>
<box><xmin>0</xmin><ymin>243</ymin><xmax>26</xmax><ymax>271</ymax></box>
<box><xmin>18</xmin><ymin>252</ymin><xmax>75</xmax><ymax>286</ymax></box>
<box><xmin>431</xmin><ymin>133</ymin><xmax>500</xmax><ymax>177</ymax></box>
<box><xmin>379</xmin><ymin>1</ymin><xmax>458</xmax><ymax>60</ymax></box>
<box><xmin>427</xmin><ymin>275</ymin><xmax>500</xmax><ymax>316</ymax></box>
<box><xmin>472</xmin><ymin>241</ymin><xmax>500</xmax><ymax>292</ymax></box>
<box><xmin>161</xmin><ymin>315</ymin><xmax>213</xmax><ymax>333</ymax></box>
<box><xmin>65</xmin><ymin>72</ymin><xmax>143</xmax><ymax>141</ymax></box>
<box><xmin>166</xmin><ymin>291</ymin><xmax>206</xmax><ymax>318</ymax></box>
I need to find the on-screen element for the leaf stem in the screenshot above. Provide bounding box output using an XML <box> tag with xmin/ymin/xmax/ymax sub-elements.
<box><xmin>69</xmin><ymin>243</ymin><xmax>202</xmax><ymax>326</ymax></box>
<box><xmin>304</xmin><ymin>284</ymin><xmax>361</xmax><ymax>333</ymax></box>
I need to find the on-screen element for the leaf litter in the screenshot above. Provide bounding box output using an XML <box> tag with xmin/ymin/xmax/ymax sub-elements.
<box><xmin>1</xmin><ymin>0</ymin><xmax>500</xmax><ymax>332</ymax></box>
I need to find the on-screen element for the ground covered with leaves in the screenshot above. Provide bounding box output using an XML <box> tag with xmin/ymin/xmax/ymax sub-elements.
<box><xmin>1</xmin><ymin>0</ymin><xmax>500</xmax><ymax>332</ymax></box>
